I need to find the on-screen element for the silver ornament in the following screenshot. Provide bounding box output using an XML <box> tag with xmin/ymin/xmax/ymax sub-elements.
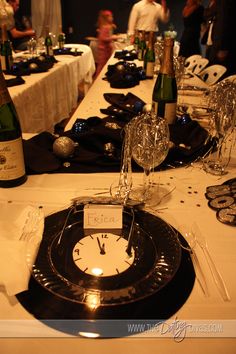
<box><xmin>53</xmin><ymin>136</ymin><xmax>76</xmax><ymax>158</ymax></box>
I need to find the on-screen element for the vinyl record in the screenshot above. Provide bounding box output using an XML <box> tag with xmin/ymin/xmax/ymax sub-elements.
<box><xmin>17</xmin><ymin>199</ymin><xmax>195</xmax><ymax>336</ymax></box>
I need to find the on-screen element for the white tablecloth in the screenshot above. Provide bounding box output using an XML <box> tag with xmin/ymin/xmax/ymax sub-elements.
<box><xmin>6</xmin><ymin>44</ymin><xmax>95</xmax><ymax>134</ymax></box>
<box><xmin>1</xmin><ymin>52</ymin><xmax>236</xmax><ymax>354</ymax></box>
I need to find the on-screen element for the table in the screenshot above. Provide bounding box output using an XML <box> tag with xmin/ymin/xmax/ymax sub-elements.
<box><xmin>6</xmin><ymin>44</ymin><xmax>96</xmax><ymax>134</ymax></box>
<box><xmin>0</xmin><ymin>52</ymin><xmax>236</xmax><ymax>354</ymax></box>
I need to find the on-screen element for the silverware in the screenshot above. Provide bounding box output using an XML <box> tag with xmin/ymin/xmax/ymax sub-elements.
<box><xmin>192</xmin><ymin>223</ymin><xmax>231</xmax><ymax>302</ymax></box>
<box><xmin>177</xmin><ymin>225</ymin><xmax>209</xmax><ymax>297</ymax></box>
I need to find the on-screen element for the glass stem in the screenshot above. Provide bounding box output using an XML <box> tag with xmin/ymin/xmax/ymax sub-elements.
<box><xmin>143</xmin><ymin>168</ymin><xmax>151</xmax><ymax>201</ymax></box>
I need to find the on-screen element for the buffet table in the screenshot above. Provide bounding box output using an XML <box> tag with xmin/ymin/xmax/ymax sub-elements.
<box><xmin>6</xmin><ymin>44</ymin><xmax>95</xmax><ymax>134</ymax></box>
<box><xmin>0</xmin><ymin>52</ymin><xmax>236</xmax><ymax>354</ymax></box>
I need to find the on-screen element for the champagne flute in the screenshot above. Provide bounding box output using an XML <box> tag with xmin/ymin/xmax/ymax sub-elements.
<box><xmin>130</xmin><ymin>111</ymin><xmax>170</xmax><ymax>205</ymax></box>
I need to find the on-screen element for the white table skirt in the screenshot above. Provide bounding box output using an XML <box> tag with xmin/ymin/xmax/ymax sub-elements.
<box><xmin>6</xmin><ymin>44</ymin><xmax>95</xmax><ymax>134</ymax></box>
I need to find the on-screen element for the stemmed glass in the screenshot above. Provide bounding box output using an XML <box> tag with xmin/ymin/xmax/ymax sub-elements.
<box><xmin>203</xmin><ymin>80</ymin><xmax>236</xmax><ymax>175</ymax></box>
<box><xmin>130</xmin><ymin>111</ymin><xmax>170</xmax><ymax>205</ymax></box>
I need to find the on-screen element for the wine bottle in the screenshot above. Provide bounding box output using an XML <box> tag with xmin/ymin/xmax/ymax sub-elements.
<box><xmin>0</xmin><ymin>24</ymin><xmax>13</xmax><ymax>72</ymax></box>
<box><xmin>0</xmin><ymin>64</ymin><xmax>27</xmax><ymax>188</ymax></box>
<box><xmin>152</xmin><ymin>36</ymin><xmax>177</xmax><ymax>124</ymax></box>
<box><xmin>133</xmin><ymin>29</ymin><xmax>139</xmax><ymax>53</ymax></box>
<box><xmin>137</xmin><ymin>30</ymin><xmax>146</xmax><ymax>61</ymax></box>
<box><xmin>44</xmin><ymin>26</ymin><xmax>54</xmax><ymax>56</ymax></box>
<box><xmin>57</xmin><ymin>25</ymin><xmax>66</xmax><ymax>49</ymax></box>
<box><xmin>143</xmin><ymin>31</ymin><xmax>155</xmax><ymax>78</ymax></box>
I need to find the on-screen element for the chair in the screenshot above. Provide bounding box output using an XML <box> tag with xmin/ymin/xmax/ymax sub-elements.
<box><xmin>220</xmin><ymin>74</ymin><xmax>236</xmax><ymax>83</ymax></box>
<box><xmin>184</xmin><ymin>54</ymin><xmax>202</xmax><ymax>73</ymax></box>
<box><xmin>198</xmin><ymin>64</ymin><xmax>227</xmax><ymax>85</ymax></box>
<box><xmin>192</xmin><ymin>58</ymin><xmax>209</xmax><ymax>74</ymax></box>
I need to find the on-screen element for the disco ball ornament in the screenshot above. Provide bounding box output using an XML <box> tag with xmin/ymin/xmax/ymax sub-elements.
<box><xmin>29</xmin><ymin>62</ymin><xmax>38</xmax><ymax>71</ymax></box>
<box><xmin>53</xmin><ymin>136</ymin><xmax>76</xmax><ymax>158</ymax></box>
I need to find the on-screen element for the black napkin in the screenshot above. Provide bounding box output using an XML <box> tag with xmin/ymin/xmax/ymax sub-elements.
<box><xmin>6</xmin><ymin>76</ymin><xmax>25</xmax><ymax>87</ymax></box>
<box><xmin>23</xmin><ymin>115</ymin><xmax>212</xmax><ymax>175</ymax></box>
<box><xmin>162</xmin><ymin>119</ymin><xmax>212</xmax><ymax>168</ymax></box>
<box><xmin>7</xmin><ymin>54</ymin><xmax>56</xmax><ymax>76</ymax></box>
<box><xmin>104</xmin><ymin>61</ymin><xmax>146</xmax><ymax>88</ymax></box>
<box><xmin>114</xmin><ymin>50</ymin><xmax>138</xmax><ymax>61</ymax></box>
<box><xmin>23</xmin><ymin>117</ymin><xmax>125</xmax><ymax>174</ymax></box>
<box><xmin>53</xmin><ymin>48</ymin><xmax>83</xmax><ymax>56</ymax></box>
<box><xmin>100</xmin><ymin>92</ymin><xmax>146</xmax><ymax>122</ymax></box>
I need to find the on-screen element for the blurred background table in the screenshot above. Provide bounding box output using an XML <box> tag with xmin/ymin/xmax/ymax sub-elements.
<box><xmin>5</xmin><ymin>44</ymin><xmax>95</xmax><ymax>134</ymax></box>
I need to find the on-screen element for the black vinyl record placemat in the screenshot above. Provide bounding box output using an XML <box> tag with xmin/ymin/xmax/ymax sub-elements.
<box><xmin>17</xmin><ymin>205</ymin><xmax>195</xmax><ymax>337</ymax></box>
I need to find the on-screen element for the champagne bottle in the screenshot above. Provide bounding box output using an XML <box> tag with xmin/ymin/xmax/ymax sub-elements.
<box><xmin>143</xmin><ymin>31</ymin><xmax>155</xmax><ymax>78</ymax></box>
<box><xmin>57</xmin><ymin>25</ymin><xmax>65</xmax><ymax>49</ymax></box>
<box><xmin>0</xmin><ymin>24</ymin><xmax>13</xmax><ymax>72</ymax></box>
<box><xmin>44</xmin><ymin>26</ymin><xmax>54</xmax><ymax>56</ymax></box>
<box><xmin>137</xmin><ymin>30</ymin><xmax>146</xmax><ymax>61</ymax></box>
<box><xmin>133</xmin><ymin>29</ymin><xmax>139</xmax><ymax>52</ymax></box>
<box><xmin>0</xmin><ymin>64</ymin><xmax>27</xmax><ymax>187</ymax></box>
<box><xmin>152</xmin><ymin>36</ymin><xmax>177</xmax><ymax>124</ymax></box>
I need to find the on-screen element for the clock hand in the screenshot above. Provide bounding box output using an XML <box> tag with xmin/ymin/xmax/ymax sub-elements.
<box><xmin>97</xmin><ymin>237</ymin><xmax>106</xmax><ymax>255</ymax></box>
<box><xmin>126</xmin><ymin>207</ymin><xmax>135</xmax><ymax>257</ymax></box>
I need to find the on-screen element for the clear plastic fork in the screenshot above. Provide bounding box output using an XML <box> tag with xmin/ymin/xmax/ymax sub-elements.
<box><xmin>178</xmin><ymin>225</ymin><xmax>209</xmax><ymax>297</ymax></box>
<box><xmin>192</xmin><ymin>223</ymin><xmax>231</xmax><ymax>302</ymax></box>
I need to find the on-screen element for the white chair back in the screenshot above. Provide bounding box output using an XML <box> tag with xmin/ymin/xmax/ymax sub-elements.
<box><xmin>198</xmin><ymin>64</ymin><xmax>227</xmax><ymax>85</ymax></box>
<box><xmin>222</xmin><ymin>74</ymin><xmax>236</xmax><ymax>82</ymax></box>
<box><xmin>192</xmin><ymin>58</ymin><xmax>209</xmax><ymax>74</ymax></box>
<box><xmin>184</xmin><ymin>54</ymin><xmax>202</xmax><ymax>73</ymax></box>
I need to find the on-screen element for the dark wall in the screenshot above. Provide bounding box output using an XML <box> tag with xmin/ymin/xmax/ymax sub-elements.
<box><xmin>61</xmin><ymin>0</ymin><xmax>136</xmax><ymax>44</ymax></box>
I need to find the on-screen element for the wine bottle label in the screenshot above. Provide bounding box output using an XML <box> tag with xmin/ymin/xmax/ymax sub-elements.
<box><xmin>152</xmin><ymin>101</ymin><xmax>177</xmax><ymax>124</ymax></box>
<box><xmin>146</xmin><ymin>62</ymin><xmax>154</xmax><ymax>78</ymax></box>
<box><xmin>0</xmin><ymin>138</ymin><xmax>26</xmax><ymax>180</ymax></box>
<box><xmin>46</xmin><ymin>46</ymin><xmax>54</xmax><ymax>56</ymax></box>
<box><xmin>0</xmin><ymin>77</ymin><xmax>11</xmax><ymax>105</ymax></box>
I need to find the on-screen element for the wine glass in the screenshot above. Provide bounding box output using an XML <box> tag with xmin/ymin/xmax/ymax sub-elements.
<box><xmin>203</xmin><ymin>80</ymin><xmax>236</xmax><ymax>175</ymax></box>
<box><xmin>130</xmin><ymin>111</ymin><xmax>170</xmax><ymax>205</ymax></box>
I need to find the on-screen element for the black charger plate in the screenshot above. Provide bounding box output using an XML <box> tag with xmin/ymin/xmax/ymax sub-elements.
<box><xmin>17</xmin><ymin>202</ymin><xmax>195</xmax><ymax>337</ymax></box>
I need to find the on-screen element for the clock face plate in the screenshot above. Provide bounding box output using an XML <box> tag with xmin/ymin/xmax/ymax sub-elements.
<box><xmin>30</xmin><ymin>201</ymin><xmax>182</xmax><ymax>307</ymax></box>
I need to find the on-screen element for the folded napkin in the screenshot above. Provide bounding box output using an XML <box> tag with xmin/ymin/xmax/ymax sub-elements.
<box><xmin>53</xmin><ymin>47</ymin><xmax>83</xmax><ymax>56</ymax></box>
<box><xmin>22</xmin><ymin>113</ymin><xmax>212</xmax><ymax>174</ymax></box>
<box><xmin>6</xmin><ymin>54</ymin><xmax>56</xmax><ymax>76</ymax></box>
<box><xmin>114</xmin><ymin>49</ymin><xmax>138</xmax><ymax>61</ymax></box>
<box><xmin>0</xmin><ymin>205</ymin><xmax>44</xmax><ymax>296</ymax></box>
<box><xmin>6</xmin><ymin>76</ymin><xmax>25</xmax><ymax>87</ymax></box>
<box><xmin>100</xmin><ymin>92</ymin><xmax>145</xmax><ymax>121</ymax></box>
<box><xmin>23</xmin><ymin>117</ymin><xmax>124</xmax><ymax>174</ymax></box>
<box><xmin>104</xmin><ymin>61</ymin><xmax>146</xmax><ymax>88</ymax></box>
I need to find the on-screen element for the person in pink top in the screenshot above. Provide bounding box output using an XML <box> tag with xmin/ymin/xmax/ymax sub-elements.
<box><xmin>95</xmin><ymin>10</ymin><xmax>120</xmax><ymax>78</ymax></box>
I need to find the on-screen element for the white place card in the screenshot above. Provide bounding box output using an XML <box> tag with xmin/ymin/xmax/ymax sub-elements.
<box><xmin>83</xmin><ymin>204</ymin><xmax>123</xmax><ymax>229</ymax></box>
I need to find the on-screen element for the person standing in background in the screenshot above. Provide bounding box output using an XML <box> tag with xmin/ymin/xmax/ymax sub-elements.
<box><xmin>179</xmin><ymin>0</ymin><xmax>204</xmax><ymax>58</ymax></box>
<box><xmin>127</xmin><ymin>0</ymin><xmax>170</xmax><ymax>43</ymax></box>
<box><xmin>7</xmin><ymin>0</ymin><xmax>35</xmax><ymax>51</ymax></box>
<box><xmin>94</xmin><ymin>10</ymin><xmax>121</xmax><ymax>78</ymax></box>
<box><xmin>201</xmin><ymin>0</ymin><xmax>217</xmax><ymax>59</ymax></box>
<box><xmin>208</xmin><ymin>0</ymin><xmax>236</xmax><ymax>75</ymax></box>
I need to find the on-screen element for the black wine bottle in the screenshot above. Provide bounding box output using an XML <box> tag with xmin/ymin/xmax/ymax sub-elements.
<box><xmin>152</xmin><ymin>36</ymin><xmax>177</xmax><ymax>124</ymax></box>
<box><xmin>143</xmin><ymin>31</ymin><xmax>155</xmax><ymax>78</ymax></box>
<box><xmin>44</xmin><ymin>26</ymin><xmax>54</xmax><ymax>56</ymax></box>
<box><xmin>0</xmin><ymin>65</ymin><xmax>27</xmax><ymax>188</ymax></box>
<box><xmin>133</xmin><ymin>29</ymin><xmax>139</xmax><ymax>53</ymax></box>
<box><xmin>137</xmin><ymin>30</ymin><xmax>146</xmax><ymax>61</ymax></box>
<box><xmin>57</xmin><ymin>25</ymin><xmax>66</xmax><ymax>49</ymax></box>
<box><xmin>0</xmin><ymin>24</ymin><xmax>13</xmax><ymax>72</ymax></box>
